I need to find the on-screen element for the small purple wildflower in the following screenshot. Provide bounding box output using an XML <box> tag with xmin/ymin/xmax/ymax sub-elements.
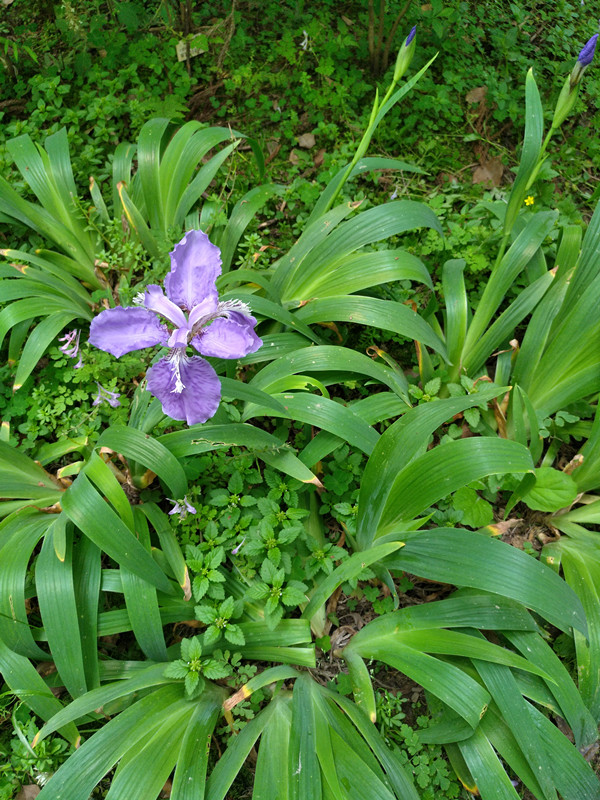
<box><xmin>578</xmin><ymin>33</ymin><xmax>598</xmax><ymax>67</ymax></box>
<box><xmin>92</xmin><ymin>382</ymin><xmax>121</xmax><ymax>408</ymax></box>
<box><xmin>231</xmin><ymin>537</ymin><xmax>246</xmax><ymax>555</ymax></box>
<box><xmin>59</xmin><ymin>329</ymin><xmax>81</xmax><ymax>360</ymax></box>
<box><xmin>168</xmin><ymin>496</ymin><xmax>196</xmax><ymax>519</ymax></box>
<box><xmin>405</xmin><ymin>25</ymin><xmax>417</xmax><ymax>46</ymax></box>
<box><xmin>89</xmin><ymin>230</ymin><xmax>262</xmax><ymax>425</ymax></box>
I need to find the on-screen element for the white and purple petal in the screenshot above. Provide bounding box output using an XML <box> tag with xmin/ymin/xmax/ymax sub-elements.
<box><xmin>168</xmin><ymin>326</ymin><xmax>191</xmax><ymax>349</ymax></box>
<box><xmin>143</xmin><ymin>285</ymin><xmax>188</xmax><ymax>328</ymax></box>
<box><xmin>146</xmin><ymin>355</ymin><xmax>222</xmax><ymax>425</ymax></box>
<box><xmin>164</xmin><ymin>230</ymin><xmax>222</xmax><ymax>312</ymax></box>
<box><xmin>89</xmin><ymin>307</ymin><xmax>169</xmax><ymax>358</ymax></box>
<box><xmin>192</xmin><ymin>311</ymin><xmax>262</xmax><ymax>359</ymax></box>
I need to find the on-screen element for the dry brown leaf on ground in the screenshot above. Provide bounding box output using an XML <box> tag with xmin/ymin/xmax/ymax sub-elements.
<box><xmin>297</xmin><ymin>132</ymin><xmax>316</xmax><ymax>149</ymax></box>
<box><xmin>15</xmin><ymin>786</ymin><xmax>41</xmax><ymax>799</ymax></box>
<box><xmin>466</xmin><ymin>86</ymin><xmax>488</xmax><ymax>104</ymax></box>
<box><xmin>472</xmin><ymin>157</ymin><xmax>503</xmax><ymax>186</ymax></box>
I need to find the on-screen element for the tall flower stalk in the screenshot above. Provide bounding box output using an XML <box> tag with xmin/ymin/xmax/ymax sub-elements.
<box><xmin>497</xmin><ymin>33</ymin><xmax>598</xmax><ymax>266</ymax></box>
<box><xmin>323</xmin><ymin>25</ymin><xmax>420</xmax><ymax>214</ymax></box>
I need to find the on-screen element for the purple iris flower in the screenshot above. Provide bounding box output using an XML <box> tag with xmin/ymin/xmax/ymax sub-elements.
<box><xmin>88</xmin><ymin>230</ymin><xmax>262</xmax><ymax>425</ymax></box>
<box><xmin>405</xmin><ymin>25</ymin><xmax>417</xmax><ymax>46</ymax></box>
<box><xmin>168</xmin><ymin>496</ymin><xmax>196</xmax><ymax>519</ymax></box>
<box><xmin>92</xmin><ymin>382</ymin><xmax>121</xmax><ymax>408</ymax></box>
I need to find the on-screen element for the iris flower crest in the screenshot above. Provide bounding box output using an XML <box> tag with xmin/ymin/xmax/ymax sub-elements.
<box><xmin>89</xmin><ymin>230</ymin><xmax>262</xmax><ymax>425</ymax></box>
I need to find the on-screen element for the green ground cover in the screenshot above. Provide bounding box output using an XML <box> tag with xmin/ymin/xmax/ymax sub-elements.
<box><xmin>1</xmin><ymin>2</ymin><xmax>600</xmax><ymax>798</ymax></box>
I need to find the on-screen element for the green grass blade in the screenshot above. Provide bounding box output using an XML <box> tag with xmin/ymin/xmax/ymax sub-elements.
<box><xmin>244</xmin><ymin>392</ymin><xmax>379</xmax><ymax>455</ymax></box>
<box><xmin>72</xmin><ymin>535</ymin><xmax>101</xmax><ymax>690</ymax></box>
<box><xmin>284</xmin><ymin>200</ymin><xmax>441</xmax><ymax>301</ymax></box>
<box><xmin>171</xmin><ymin>687</ymin><xmax>224</xmax><ymax>800</ymax></box>
<box><xmin>117</xmin><ymin>181</ymin><xmax>161</xmax><ymax>258</ymax></box>
<box><xmin>159</xmin><ymin>423</ymin><xmax>320</xmax><ymax>485</ymax></box>
<box><xmin>463</xmin><ymin>210</ymin><xmax>557</xmax><ymax>353</ymax></box>
<box><xmin>136</xmin><ymin>118</ymin><xmax>171</xmax><ymax>230</ymax></box>
<box><xmin>139</xmin><ymin>502</ymin><xmax>187</xmax><ymax>590</ymax></box>
<box><xmin>36</xmin><ymin>527</ymin><xmax>88</xmax><ymax>698</ymax></box>
<box><xmin>301</xmin><ymin>543</ymin><xmax>404</xmax><ymax>621</ymax></box>
<box><xmin>219</xmin><ymin>376</ymin><xmax>287</xmax><ymax>414</ymax></box>
<box><xmin>295</xmin><ymin>295</ymin><xmax>447</xmax><ymax>358</ymax></box>
<box><xmin>307</xmin><ymin>156</ymin><xmax>425</xmax><ymax>225</ymax></box>
<box><xmin>562</xmin><ymin>195</ymin><xmax>600</xmax><ymax>315</ymax></box>
<box><xmin>120</xmin><ymin>509</ymin><xmax>168</xmax><ymax>661</ymax></box>
<box><xmin>463</xmin><ymin>269</ymin><xmax>554</xmax><ymax>374</ymax></box>
<box><xmin>561</xmin><ymin>547</ymin><xmax>600</xmax><ymax>719</ymax></box>
<box><xmin>272</xmin><ymin>203</ymin><xmax>356</xmax><ymax>296</ymax></box>
<box><xmin>0</xmin><ymin>512</ymin><xmax>49</xmax><ymax>658</ymax></box>
<box><xmin>175</xmin><ymin>142</ymin><xmax>239</xmax><ymax>225</ymax></box>
<box><xmin>331</xmin><ymin>692</ymin><xmax>421</xmax><ymax>800</ymax></box>
<box><xmin>527</xmin><ymin>703</ymin><xmax>600</xmax><ymax>800</ymax></box>
<box><xmin>36</xmin><ymin>685</ymin><xmax>186</xmax><ymax>800</ymax></box>
<box><xmin>105</xmin><ymin>702</ymin><xmax>194</xmax><ymax>800</ymax></box>
<box><xmin>252</xmin><ymin>696</ymin><xmax>292</xmax><ymax>800</ymax></box>
<box><xmin>206</xmin><ymin>700</ymin><xmax>281</xmax><ymax>800</ymax></box>
<box><xmin>378</xmin><ymin>438</ymin><xmax>533</xmax><ymax>532</ymax></box>
<box><xmin>506</xmin><ymin>630</ymin><xmax>598</xmax><ymax>749</ymax></box>
<box><xmin>347</xmin><ymin>636</ymin><xmax>489</xmax><ymax>728</ymax></box>
<box><xmin>216</xmin><ymin>184</ymin><xmax>284</xmax><ymax>272</ymax></box>
<box><xmin>112</xmin><ymin>141</ymin><xmax>137</xmax><ymax>212</ymax></box>
<box><xmin>359</xmin><ymin>593</ymin><xmax>536</xmax><ymax>635</ymax></box>
<box><xmin>35</xmin><ymin>663</ymin><xmax>175</xmax><ymax>743</ymax></box>
<box><xmin>356</xmin><ymin>387</ymin><xmax>508</xmax><ymax>548</ymax></box>
<box><xmin>161</xmin><ymin>124</ymin><xmax>230</xmax><ymax>221</ymax></box>
<box><xmin>442</xmin><ymin>259</ymin><xmax>468</xmax><ymax>371</ymax></box>
<box><xmin>84</xmin><ymin>451</ymin><xmax>135</xmax><ymax>531</ymax></box>
<box><xmin>0</xmin><ymin>637</ymin><xmax>79</xmax><ymax>744</ymax></box>
<box><xmin>96</xmin><ymin>426</ymin><xmax>188</xmax><ymax>499</ymax></box>
<box><xmin>387</xmin><ymin>529</ymin><xmax>587</xmax><ymax>634</ymax></box>
<box><xmin>233</xmin><ymin>291</ymin><xmax>324</xmax><ymax>344</ymax></box>
<box><xmin>62</xmin><ymin>473</ymin><xmax>173</xmax><ymax>594</ymax></box>
<box><xmin>0</xmin><ymin>296</ymin><xmax>82</xmax><ymax>349</ymax></box>
<box><xmin>12</xmin><ymin>312</ymin><xmax>82</xmax><ymax>391</ymax></box>
<box><xmin>457</xmin><ymin>725</ymin><xmax>521</xmax><ymax>800</ymax></box>
<box><xmin>290</xmin><ymin>675</ymin><xmax>323</xmax><ymax>798</ymax></box>
<box><xmin>503</xmin><ymin>69</ymin><xmax>543</xmax><ymax>235</ymax></box>
<box><xmin>296</xmin><ymin>248</ymin><xmax>433</xmax><ymax>299</ymax></box>
<box><xmin>475</xmin><ymin>660</ymin><xmax>558</xmax><ymax>800</ymax></box>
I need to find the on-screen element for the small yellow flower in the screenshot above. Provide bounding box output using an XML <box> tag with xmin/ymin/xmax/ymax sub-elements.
<box><xmin>524</xmin><ymin>195</ymin><xmax>534</xmax><ymax>206</ymax></box>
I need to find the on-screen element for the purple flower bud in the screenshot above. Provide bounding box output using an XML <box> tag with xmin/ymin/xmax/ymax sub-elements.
<box><xmin>92</xmin><ymin>382</ymin><xmax>121</xmax><ymax>408</ymax></box>
<box><xmin>578</xmin><ymin>33</ymin><xmax>598</xmax><ymax>67</ymax></box>
<box><xmin>570</xmin><ymin>33</ymin><xmax>599</xmax><ymax>89</ymax></box>
<box><xmin>405</xmin><ymin>25</ymin><xmax>417</xmax><ymax>47</ymax></box>
<box><xmin>168</xmin><ymin>496</ymin><xmax>196</xmax><ymax>519</ymax></box>
<box><xmin>231</xmin><ymin>537</ymin><xmax>246</xmax><ymax>555</ymax></box>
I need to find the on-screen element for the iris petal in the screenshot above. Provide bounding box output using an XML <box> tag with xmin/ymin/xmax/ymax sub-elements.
<box><xmin>164</xmin><ymin>230</ymin><xmax>221</xmax><ymax>312</ymax></box>
<box><xmin>192</xmin><ymin>312</ymin><xmax>262</xmax><ymax>359</ymax></box>
<box><xmin>146</xmin><ymin>356</ymin><xmax>221</xmax><ymax>425</ymax></box>
<box><xmin>144</xmin><ymin>285</ymin><xmax>187</xmax><ymax>328</ymax></box>
<box><xmin>89</xmin><ymin>307</ymin><xmax>168</xmax><ymax>357</ymax></box>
